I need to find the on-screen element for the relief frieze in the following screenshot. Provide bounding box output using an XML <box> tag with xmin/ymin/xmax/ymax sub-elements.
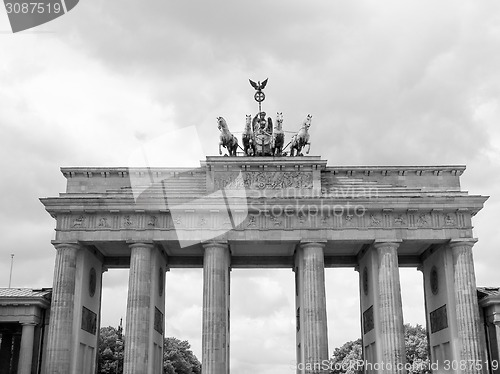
<box><xmin>369</xmin><ymin>214</ymin><xmax>382</xmax><ymax>227</ymax></box>
<box><xmin>81</xmin><ymin>306</ymin><xmax>97</xmax><ymax>335</ymax></box>
<box><xmin>98</xmin><ymin>217</ymin><xmax>110</xmax><ymax>228</ymax></box>
<box><xmin>269</xmin><ymin>215</ymin><xmax>283</xmax><ymax>227</ymax></box>
<box><xmin>444</xmin><ymin>213</ymin><xmax>455</xmax><ymax>226</ymax></box>
<box><xmin>430</xmin><ymin>305</ymin><xmax>448</xmax><ymax>333</ymax></box>
<box><xmin>394</xmin><ymin>214</ymin><xmax>406</xmax><ymax>226</ymax></box>
<box><xmin>72</xmin><ymin>215</ymin><xmax>86</xmax><ymax>228</ymax></box>
<box><xmin>147</xmin><ymin>215</ymin><xmax>158</xmax><ymax>227</ymax></box>
<box><xmin>214</xmin><ymin>171</ymin><xmax>313</xmax><ymax>190</ymax></box>
<box><xmin>123</xmin><ymin>215</ymin><xmax>133</xmax><ymax>228</ymax></box>
<box><xmin>417</xmin><ymin>213</ymin><xmax>431</xmax><ymax>227</ymax></box>
<box><xmin>60</xmin><ymin>209</ymin><xmax>466</xmax><ymax>232</ymax></box>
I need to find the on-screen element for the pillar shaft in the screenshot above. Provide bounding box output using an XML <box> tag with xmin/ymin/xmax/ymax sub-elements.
<box><xmin>18</xmin><ymin>323</ymin><xmax>36</xmax><ymax>374</ymax></box>
<box><xmin>298</xmin><ymin>242</ymin><xmax>328</xmax><ymax>373</ymax></box>
<box><xmin>202</xmin><ymin>242</ymin><xmax>230</xmax><ymax>374</ymax></box>
<box><xmin>124</xmin><ymin>243</ymin><xmax>154</xmax><ymax>374</ymax></box>
<box><xmin>375</xmin><ymin>241</ymin><xmax>406</xmax><ymax>374</ymax></box>
<box><xmin>45</xmin><ymin>243</ymin><xmax>79</xmax><ymax>374</ymax></box>
<box><xmin>451</xmin><ymin>240</ymin><xmax>484</xmax><ymax>374</ymax></box>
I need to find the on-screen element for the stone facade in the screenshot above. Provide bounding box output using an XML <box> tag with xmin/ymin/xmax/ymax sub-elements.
<box><xmin>40</xmin><ymin>156</ymin><xmax>488</xmax><ymax>373</ymax></box>
<box><xmin>0</xmin><ymin>288</ymin><xmax>51</xmax><ymax>374</ymax></box>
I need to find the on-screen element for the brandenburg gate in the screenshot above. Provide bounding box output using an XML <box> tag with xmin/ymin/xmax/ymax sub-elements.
<box><xmin>41</xmin><ymin>155</ymin><xmax>487</xmax><ymax>373</ymax></box>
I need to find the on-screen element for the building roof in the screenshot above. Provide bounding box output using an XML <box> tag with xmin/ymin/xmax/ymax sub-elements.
<box><xmin>478</xmin><ymin>287</ymin><xmax>500</xmax><ymax>299</ymax></box>
<box><xmin>0</xmin><ymin>288</ymin><xmax>51</xmax><ymax>299</ymax></box>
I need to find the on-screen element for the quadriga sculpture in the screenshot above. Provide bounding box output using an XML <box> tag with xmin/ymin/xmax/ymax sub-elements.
<box><xmin>218</xmin><ymin>116</ymin><xmax>238</xmax><ymax>156</ymax></box>
<box><xmin>290</xmin><ymin>114</ymin><xmax>312</xmax><ymax>156</ymax></box>
<box><xmin>272</xmin><ymin>112</ymin><xmax>285</xmax><ymax>157</ymax></box>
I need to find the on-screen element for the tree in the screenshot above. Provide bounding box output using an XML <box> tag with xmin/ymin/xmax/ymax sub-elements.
<box><xmin>97</xmin><ymin>326</ymin><xmax>124</xmax><ymax>374</ymax></box>
<box><xmin>97</xmin><ymin>327</ymin><xmax>201</xmax><ymax>374</ymax></box>
<box><xmin>404</xmin><ymin>324</ymin><xmax>430</xmax><ymax>374</ymax></box>
<box><xmin>163</xmin><ymin>337</ymin><xmax>201</xmax><ymax>374</ymax></box>
<box><xmin>329</xmin><ymin>339</ymin><xmax>363</xmax><ymax>374</ymax></box>
<box><xmin>329</xmin><ymin>323</ymin><xmax>430</xmax><ymax>374</ymax></box>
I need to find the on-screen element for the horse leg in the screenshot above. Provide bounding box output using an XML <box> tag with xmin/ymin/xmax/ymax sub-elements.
<box><xmin>219</xmin><ymin>142</ymin><xmax>223</xmax><ymax>155</ymax></box>
<box><xmin>306</xmin><ymin>143</ymin><xmax>311</xmax><ymax>154</ymax></box>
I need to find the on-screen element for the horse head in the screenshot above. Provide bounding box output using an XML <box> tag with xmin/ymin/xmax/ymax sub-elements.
<box><xmin>303</xmin><ymin>114</ymin><xmax>312</xmax><ymax>129</ymax></box>
<box><xmin>275</xmin><ymin>112</ymin><xmax>283</xmax><ymax>131</ymax></box>
<box><xmin>245</xmin><ymin>115</ymin><xmax>252</xmax><ymax>130</ymax></box>
<box><xmin>217</xmin><ymin>116</ymin><xmax>227</xmax><ymax>131</ymax></box>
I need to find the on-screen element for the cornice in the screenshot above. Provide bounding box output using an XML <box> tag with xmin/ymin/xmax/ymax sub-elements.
<box><xmin>59</xmin><ymin>164</ymin><xmax>466</xmax><ymax>178</ymax></box>
<box><xmin>324</xmin><ymin>165</ymin><xmax>466</xmax><ymax>176</ymax></box>
<box><xmin>60</xmin><ymin>166</ymin><xmax>205</xmax><ymax>179</ymax></box>
<box><xmin>40</xmin><ymin>195</ymin><xmax>488</xmax><ymax>213</ymax></box>
<box><xmin>0</xmin><ymin>297</ymin><xmax>51</xmax><ymax>309</ymax></box>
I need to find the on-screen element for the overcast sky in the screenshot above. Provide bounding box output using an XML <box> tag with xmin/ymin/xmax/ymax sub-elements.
<box><xmin>1</xmin><ymin>1</ymin><xmax>500</xmax><ymax>373</ymax></box>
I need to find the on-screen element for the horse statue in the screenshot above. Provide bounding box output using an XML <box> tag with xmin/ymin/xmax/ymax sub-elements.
<box><xmin>272</xmin><ymin>112</ymin><xmax>285</xmax><ymax>156</ymax></box>
<box><xmin>242</xmin><ymin>114</ymin><xmax>255</xmax><ymax>156</ymax></box>
<box><xmin>218</xmin><ymin>116</ymin><xmax>238</xmax><ymax>156</ymax></box>
<box><xmin>289</xmin><ymin>114</ymin><xmax>312</xmax><ymax>156</ymax></box>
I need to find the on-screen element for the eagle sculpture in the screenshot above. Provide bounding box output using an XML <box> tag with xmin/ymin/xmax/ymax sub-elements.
<box><xmin>249</xmin><ymin>78</ymin><xmax>268</xmax><ymax>91</ymax></box>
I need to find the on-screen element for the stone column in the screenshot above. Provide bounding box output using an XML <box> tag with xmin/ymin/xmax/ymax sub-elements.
<box><xmin>202</xmin><ymin>242</ymin><xmax>230</xmax><ymax>374</ymax></box>
<box><xmin>298</xmin><ymin>242</ymin><xmax>329</xmax><ymax>372</ymax></box>
<box><xmin>124</xmin><ymin>242</ymin><xmax>155</xmax><ymax>374</ymax></box>
<box><xmin>45</xmin><ymin>242</ymin><xmax>79</xmax><ymax>374</ymax></box>
<box><xmin>375</xmin><ymin>241</ymin><xmax>406</xmax><ymax>373</ymax></box>
<box><xmin>450</xmin><ymin>239</ymin><xmax>484</xmax><ymax>373</ymax></box>
<box><xmin>18</xmin><ymin>322</ymin><xmax>36</xmax><ymax>374</ymax></box>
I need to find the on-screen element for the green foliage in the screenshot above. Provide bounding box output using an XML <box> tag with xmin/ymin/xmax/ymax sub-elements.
<box><xmin>329</xmin><ymin>323</ymin><xmax>430</xmax><ymax>374</ymax></box>
<box><xmin>97</xmin><ymin>327</ymin><xmax>201</xmax><ymax>374</ymax></box>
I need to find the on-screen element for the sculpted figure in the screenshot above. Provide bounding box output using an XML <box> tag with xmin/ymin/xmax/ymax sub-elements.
<box><xmin>252</xmin><ymin>112</ymin><xmax>273</xmax><ymax>156</ymax></box>
<box><xmin>218</xmin><ymin>116</ymin><xmax>238</xmax><ymax>156</ymax></box>
<box><xmin>272</xmin><ymin>112</ymin><xmax>285</xmax><ymax>157</ymax></box>
<box><xmin>290</xmin><ymin>114</ymin><xmax>312</xmax><ymax>156</ymax></box>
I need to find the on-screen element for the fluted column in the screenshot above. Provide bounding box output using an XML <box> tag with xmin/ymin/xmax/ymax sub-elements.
<box><xmin>450</xmin><ymin>239</ymin><xmax>484</xmax><ymax>374</ymax></box>
<box><xmin>375</xmin><ymin>241</ymin><xmax>406</xmax><ymax>374</ymax></box>
<box><xmin>18</xmin><ymin>322</ymin><xmax>36</xmax><ymax>374</ymax></box>
<box><xmin>202</xmin><ymin>242</ymin><xmax>230</xmax><ymax>374</ymax></box>
<box><xmin>299</xmin><ymin>242</ymin><xmax>329</xmax><ymax>373</ymax></box>
<box><xmin>45</xmin><ymin>243</ymin><xmax>79</xmax><ymax>374</ymax></box>
<box><xmin>124</xmin><ymin>242</ymin><xmax>154</xmax><ymax>374</ymax></box>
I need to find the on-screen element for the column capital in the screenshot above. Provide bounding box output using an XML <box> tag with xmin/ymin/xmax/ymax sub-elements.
<box><xmin>373</xmin><ymin>239</ymin><xmax>402</xmax><ymax>251</ymax></box>
<box><xmin>51</xmin><ymin>241</ymin><xmax>81</xmax><ymax>251</ymax></box>
<box><xmin>449</xmin><ymin>238</ymin><xmax>478</xmax><ymax>249</ymax></box>
<box><xmin>127</xmin><ymin>241</ymin><xmax>155</xmax><ymax>250</ymax></box>
<box><xmin>299</xmin><ymin>240</ymin><xmax>326</xmax><ymax>250</ymax></box>
<box><xmin>20</xmin><ymin>322</ymin><xmax>37</xmax><ymax>326</ymax></box>
<box><xmin>202</xmin><ymin>241</ymin><xmax>228</xmax><ymax>250</ymax></box>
